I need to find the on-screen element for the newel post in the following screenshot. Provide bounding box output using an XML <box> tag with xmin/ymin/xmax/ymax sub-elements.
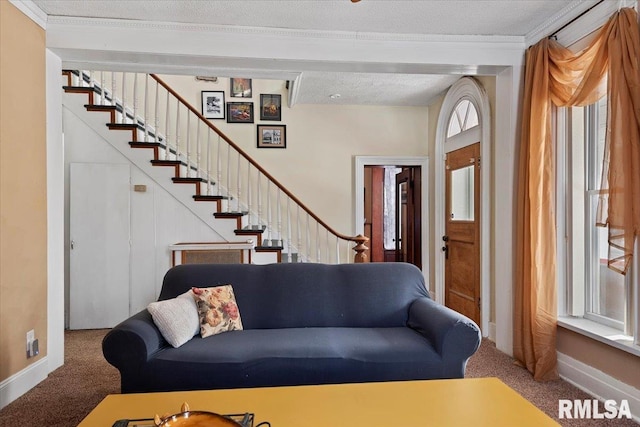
<box><xmin>353</xmin><ymin>234</ymin><xmax>370</xmax><ymax>263</ymax></box>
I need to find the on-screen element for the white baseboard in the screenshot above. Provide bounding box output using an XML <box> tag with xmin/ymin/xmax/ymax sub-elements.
<box><xmin>0</xmin><ymin>357</ymin><xmax>48</xmax><ymax>410</ymax></box>
<box><xmin>557</xmin><ymin>352</ymin><xmax>640</xmax><ymax>423</ymax></box>
<box><xmin>488</xmin><ymin>322</ymin><xmax>496</xmax><ymax>341</ymax></box>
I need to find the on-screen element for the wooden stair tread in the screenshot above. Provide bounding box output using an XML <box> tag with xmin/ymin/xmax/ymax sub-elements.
<box><xmin>214</xmin><ymin>212</ymin><xmax>247</xmax><ymax>218</ymax></box>
<box><xmin>193</xmin><ymin>195</ymin><xmax>227</xmax><ymax>201</ymax></box>
<box><xmin>235</xmin><ymin>226</ymin><xmax>266</xmax><ymax>234</ymax></box>
<box><xmin>172</xmin><ymin>177</ymin><xmax>206</xmax><ymax>183</ymax></box>
<box><xmin>107</xmin><ymin>123</ymin><xmax>139</xmax><ymax>130</ymax></box>
<box><xmin>150</xmin><ymin>158</ymin><xmax>181</xmax><ymax>164</ymax></box>
<box><xmin>85</xmin><ymin>104</ymin><xmax>116</xmax><ymax>111</ymax></box>
<box><xmin>63</xmin><ymin>86</ymin><xmax>94</xmax><ymax>92</ymax></box>
<box><xmin>255</xmin><ymin>245</ymin><xmax>284</xmax><ymax>251</ymax></box>
<box><xmin>132</xmin><ymin>142</ymin><xmax>163</xmax><ymax>148</ymax></box>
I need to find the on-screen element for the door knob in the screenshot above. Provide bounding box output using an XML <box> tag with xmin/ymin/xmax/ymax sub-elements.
<box><xmin>442</xmin><ymin>235</ymin><xmax>449</xmax><ymax>242</ymax></box>
<box><xmin>442</xmin><ymin>245</ymin><xmax>449</xmax><ymax>259</ymax></box>
<box><xmin>70</xmin><ymin>240</ymin><xmax>75</xmax><ymax>250</ymax></box>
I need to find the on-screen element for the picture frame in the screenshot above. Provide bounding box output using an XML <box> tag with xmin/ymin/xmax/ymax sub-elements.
<box><xmin>201</xmin><ymin>91</ymin><xmax>225</xmax><ymax>120</ymax></box>
<box><xmin>226</xmin><ymin>102</ymin><xmax>254</xmax><ymax>124</ymax></box>
<box><xmin>257</xmin><ymin>125</ymin><xmax>286</xmax><ymax>149</ymax></box>
<box><xmin>230</xmin><ymin>78</ymin><xmax>252</xmax><ymax>98</ymax></box>
<box><xmin>260</xmin><ymin>94</ymin><xmax>282</xmax><ymax>121</ymax></box>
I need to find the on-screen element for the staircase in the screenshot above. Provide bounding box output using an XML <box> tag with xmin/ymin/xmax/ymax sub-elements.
<box><xmin>62</xmin><ymin>70</ymin><xmax>368</xmax><ymax>264</ymax></box>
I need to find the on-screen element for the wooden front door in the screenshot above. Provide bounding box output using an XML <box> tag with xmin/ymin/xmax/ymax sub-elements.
<box><xmin>444</xmin><ymin>144</ymin><xmax>480</xmax><ymax>325</ymax></box>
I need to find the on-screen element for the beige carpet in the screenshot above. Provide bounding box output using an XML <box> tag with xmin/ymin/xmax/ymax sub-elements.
<box><xmin>0</xmin><ymin>330</ymin><xmax>636</xmax><ymax>426</ymax></box>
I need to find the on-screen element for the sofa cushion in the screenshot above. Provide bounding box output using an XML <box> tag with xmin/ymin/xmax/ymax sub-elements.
<box><xmin>147</xmin><ymin>290</ymin><xmax>199</xmax><ymax>348</ymax></box>
<box><xmin>159</xmin><ymin>263</ymin><xmax>430</xmax><ymax>329</ymax></box>
<box><xmin>193</xmin><ymin>285</ymin><xmax>243</xmax><ymax>338</ymax></box>
<box><xmin>142</xmin><ymin>327</ymin><xmax>442</xmax><ymax>390</ymax></box>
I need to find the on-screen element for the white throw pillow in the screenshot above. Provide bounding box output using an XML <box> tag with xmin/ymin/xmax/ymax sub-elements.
<box><xmin>147</xmin><ymin>290</ymin><xmax>200</xmax><ymax>348</ymax></box>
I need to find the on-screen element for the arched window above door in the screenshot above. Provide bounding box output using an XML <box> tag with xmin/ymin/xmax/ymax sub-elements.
<box><xmin>447</xmin><ymin>99</ymin><xmax>479</xmax><ymax>138</ymax></box>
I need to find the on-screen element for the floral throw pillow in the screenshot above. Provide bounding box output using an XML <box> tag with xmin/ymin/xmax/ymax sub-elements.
<box><xmin>192</xmin><ymin>285</ymin><xmax>243</xmax><ymax>338</ymax></box>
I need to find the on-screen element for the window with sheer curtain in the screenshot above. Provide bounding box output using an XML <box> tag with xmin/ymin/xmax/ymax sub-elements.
<box><xmin>560</xmin><ymin>97</ymin><xmax>633</xmax><ymax>334</ymax></box>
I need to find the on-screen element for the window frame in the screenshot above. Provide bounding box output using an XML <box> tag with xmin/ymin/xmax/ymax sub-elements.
<box><xmin>558</xmin><ymin>100</ymin><xmax>637</xmax><ymax>341</ymax></box>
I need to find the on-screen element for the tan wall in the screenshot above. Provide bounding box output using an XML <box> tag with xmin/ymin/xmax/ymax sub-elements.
<box><xmin>158</xmin><ymin>74</ymin><xmax>430</xmax><ymax>237</ymax></box>
<box><xmin>0</xmin><ymin>2</ymin><xmax>48</xmax><ymax>380</ymax></box>
<box><xmin>557</xmin><ymin>327</ymin><xmax>640</xmax><ymax>389</ymax></box>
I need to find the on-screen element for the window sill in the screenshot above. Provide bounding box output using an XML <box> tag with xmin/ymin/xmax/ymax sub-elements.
<box><xmin>558</xmin><ymin>316</ymin><xmax>640</xmax><ymax>357</ymax></box>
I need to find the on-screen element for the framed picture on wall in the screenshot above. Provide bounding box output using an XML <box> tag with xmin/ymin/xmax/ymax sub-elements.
<box><xmin>260</xmin><ymin>94</ymin><xmax>282</xmax><ymax>121</ymax></box>
<box><xmin>201</xmin><ymin>91</ymin><xmax>225</xmax><ymax>119</ymax></box>
<box><xmin>230</xmin><ymin>78</ymin><xmax>252</xmax><ymax>98</ymax></box>
<box><xmin>257</xmin><ymin>125</ymin><xmax>286</xmax><ymax>148</ymax></box>
<box><xmin>227</xmin><ymin>102</ymin><xmax>254</xmax><ymax>123</ymax></box>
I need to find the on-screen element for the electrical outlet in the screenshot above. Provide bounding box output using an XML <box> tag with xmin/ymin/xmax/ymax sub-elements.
<box><xmin>26</xmin><ymin>329</ymin><xmax>35</xmax><ymax>358</ymax></box>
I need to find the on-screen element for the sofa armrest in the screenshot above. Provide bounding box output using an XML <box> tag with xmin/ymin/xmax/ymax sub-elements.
<box><xmin>102</xmin><ymin>310</ymin><xmax>166</xmax><ymax>372</ymax></box>
<box><xmin>407</xmin><ymin>297</ymin><xmax>481</xmax><ymax>361</ymax></box>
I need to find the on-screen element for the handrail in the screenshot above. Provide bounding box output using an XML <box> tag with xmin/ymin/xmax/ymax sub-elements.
<box><xmin>150</xmin><ymin>74</ymin><xmax>367</xmax><ymax>247</ymax></box>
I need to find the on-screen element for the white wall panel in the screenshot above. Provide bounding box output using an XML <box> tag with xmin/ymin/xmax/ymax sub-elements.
<box><xmin>63</xmin><ymin>106</ymin><xmax>223</xmax><ymax>318</ymax></box>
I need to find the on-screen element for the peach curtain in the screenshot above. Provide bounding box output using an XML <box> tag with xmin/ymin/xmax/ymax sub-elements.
<box><xmin>515</xmin><ymin>8</ymin><xmax>640</xmax><ymax>381</ymax></box>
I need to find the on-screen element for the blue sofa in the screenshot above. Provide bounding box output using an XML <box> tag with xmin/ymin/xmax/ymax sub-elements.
<box><xmin>102</xmin><ymin>262</ymin><xmax>481</xmax><ymax>393</ymax></box>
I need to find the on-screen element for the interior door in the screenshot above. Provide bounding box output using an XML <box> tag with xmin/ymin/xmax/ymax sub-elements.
<box><xmin>69</xmin><ymin>162</ymin><xmax>131</xmax><ymax>329</ymax></box>
<box><xmin>395</xmin><ymin>168</ymin><xmax>421</xmax><ymax>269</ymax></box>
<box><xmin>444</xmin><ymin>144</ymin><xmax>480</xmax><ymax>325</ymax></box>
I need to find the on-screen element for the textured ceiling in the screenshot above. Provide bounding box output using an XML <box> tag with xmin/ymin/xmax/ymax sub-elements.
<box><xmin>33</xmin><ymin>0</ymin><xmax>579</xmax><ymax>106</ymax></box>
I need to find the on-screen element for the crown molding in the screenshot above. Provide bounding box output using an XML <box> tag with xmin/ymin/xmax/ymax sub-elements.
<box><xmin>47</xmin><ymin>15</ymin><xmax>523</xmax><ymax>46</ymax></box>
<box><xmin>524</xmin><ymin>0</ymin><xmax>600</xmax><ymax>46</ymax></box>
<box><xmin>8</xmin><ymin>0</ymin><xmax>47</xmax><ymax>29</ymax></box>
<box><xmin>554</xmin><ymin>0</ymin><xmax>637</xmax><ymax>46</ymax></box>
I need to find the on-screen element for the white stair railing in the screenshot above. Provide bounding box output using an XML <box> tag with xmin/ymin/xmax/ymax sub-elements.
<box><xmin>67</xmin><ymin>69</ymin><xmax>368</xmax><ymax>264</ymax></box>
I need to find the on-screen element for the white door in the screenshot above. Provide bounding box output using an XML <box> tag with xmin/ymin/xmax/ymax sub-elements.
<box><xmin>70</xmin><ymin>163</ymin><xmax>131</xmax><ymax>329</ymax></box>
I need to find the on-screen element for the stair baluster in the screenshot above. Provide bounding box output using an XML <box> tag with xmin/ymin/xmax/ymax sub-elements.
<box><xmin>246</xmin><ymin>164</ymin><xmax>251</xmax><ymax>226</ymax></box>
<box><xmin>216</xmin><ymin>134</ymin><xmax>222</xmax><ymax>197</ymax></box>
<box><xmin>277</xmin><ymin>187</ymin><xmax>282</xmax><ymax>247</ymax></box>
<box><xmin>133</xmin><ymin>73</ymin><xmax>139</xmax><ymax>131</ymax></box>
<box><xmin>164</xmin><ymin>91</ymin><xmax>170</xmax><ymax>160</ymax></box>
<box><xmin>267</xmin><ymin>180</ymin><xmax>273</xmax><ymax>245</ymax></box>
<box><xmin>206</xmin><ymin>128</ymin><xmax>212</xmax><ymax>195</ymax></box>
<box><xmin>185</xmin><ymin>113</ymin><xmax>191</xmax><ymax>178</ymax></box>
<box><xmin>196</xmin><ymin>119</ymin><xmax>201</xmax><ymax>179</ymax></box>
<box><xmin>236</xmin><ymin>150</ymin><xmax>241</xmax><ymax>212</ymax></box>
<box><xmin>257</xmin><ymin>171</ymin><xmax>263</xmax><ymax>234</ymax></box>
<box><xmin>121</xmin><ymin>73</ymin><xmax>127</xmax><ymax>124</ymax></box>
<box><xmin>324</xmin><ymin>229</ymin><xmax>329</xmax><ymax>262</ymax></box>
<box><xmin>175</xmin><ymin>104</ymin><xmax>181</xmax><ymax>166</ymax></box>
<box><xmin>111</xmin><ymin>73</ymin><xmax>117</xmax><ymax>116</ymax></box>
<box><xmin>226</xmin><ymin>142</ymin><xmax>231</xmax><ymax>213</ymax></box>
<box><xmin>143</xmin><ymin>74</ymin><xmax>149</xmax><ymax>143</ymax></box>
<box><xmin>306</xmin><ymin>213</ymin><xmax>311</xmax><ymax>262</ymax></box>
<box><xmin>100</xmin><ymin>71</ymin><xmax>106</xmax><ymax>106</ymax></box>
<box><xmin>154</xmin><ymin>79</ymin><xmax>160</xmax><ymax>144</ymax></box>
<box><xmin>287</xmin><ymin>196</ymin><xmax>292</xmax><ymax>263</ymax></box>
<box><xmin>296</xmin><ymin>205</ymin><xmax>302</xmax><ymax>262</ymax></box>
<box><xmin>316</xmin><ymin>222</ymin><xmax>322</xmax><ymax>262</ymax></box>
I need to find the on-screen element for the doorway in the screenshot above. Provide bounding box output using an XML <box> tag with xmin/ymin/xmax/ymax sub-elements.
<box><xmin>363</xmin><ymin>165</ymin><xmax>421</xmax><ymax>269</ymax></box>
<box><xmin>434</xmin><ymin>76</ymin><xmax>490</xmax><ymax>335</ymax></box>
